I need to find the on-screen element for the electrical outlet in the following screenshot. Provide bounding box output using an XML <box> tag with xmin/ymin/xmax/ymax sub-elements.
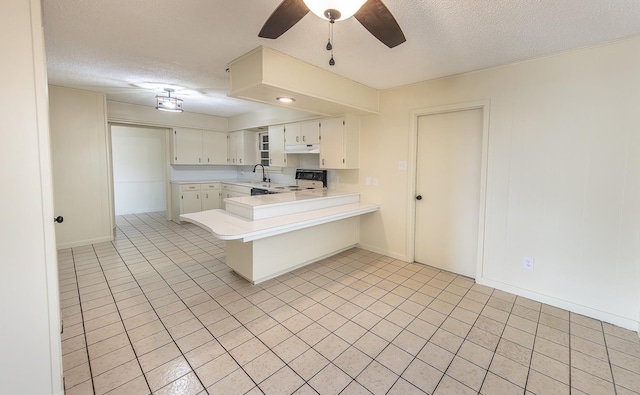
<box><xmin>523</xmin><ymin>257</ymin><xmax>535</xmax><ymax>272</ymax></box>
<box><xmin>398</xmin><ymin>160</ymin><xmax>407</xmax><ymax>171</ymax></box>
<box><xmin>373</xmin><ymin>178</ymin><xmax>379</xmax><ymax>187</ymax></box>
<box><xmin>365</xmin><ymin>177</ymin><xmax>371</xmax><ymax>186</ymax></box>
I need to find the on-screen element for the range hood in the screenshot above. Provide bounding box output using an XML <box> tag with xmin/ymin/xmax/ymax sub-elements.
<box><xmin>285</xmin><ymin>144</ymin><xmax>320</xmax><ymax>154</ymax></box>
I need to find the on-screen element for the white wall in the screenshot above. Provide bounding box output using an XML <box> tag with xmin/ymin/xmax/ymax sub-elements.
<box><xmin>0</xmin><ymin>0</ymin><xmax>63</xmax><ymax>393</ymax></box>
<box><xmin>354</xmin><ymin>37</ymin><xmax>640</xmax><ymax>330</ymax></box>
<box><xmin>108</xmin><ymin>100</ymin><xmax>229</xmax><ymax>131</ymax></box>
<box><xmin>111</xmin><ymin>125</ymin><xmax>168</xmax><ymax>215</ymax></box>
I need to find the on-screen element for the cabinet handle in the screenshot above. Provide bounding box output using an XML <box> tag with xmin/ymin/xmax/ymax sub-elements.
<box><xmin>206</xmin><ymin>193</ymin><xmax>208</xmax><ymax>198</ymax></box>
<box><xmin>239</xmin><ymin>158</ymin><xmax>242</xmax><ymax>163</ymax></box>
<box><xmin>54</xmin><ymin>216</ymin><xmax>64</xmax><ymax>224</ymax></box>
<box><xmin>197</xmin><ymin>194</ymin><xmax>199</xmax><ymax>199</ymax></box>
<box><xmin>208</xmin><ymin>158</ymin><xmax>210</xmax><ymax>163</ymax></box>
<box><xmin>270</xmin><ymin>159</ymin><xmax>273</xmax><ymax>164</ymax></box>
<box><xmin>302</xmin><ymin>136</ymin><xmax>306</xmax><ymax>142</ymax></box>
<box><xmin>322</xmin><ymin>158</ymin><xmax>325</xmax><ymax>165</ymax></box>
<box><xmin>296</xmin><ymin>136</ymin><xmax>299</xmax><ymax>142</ymax></box>
<box><xmin>198</xmin><ymin>158</ymin><xmax>201</xmax><ymax>163</ymax></box>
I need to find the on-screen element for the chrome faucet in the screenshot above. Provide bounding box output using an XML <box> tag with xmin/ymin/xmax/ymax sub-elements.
<box><xmin>252</xmin><ymin>164</ymin><xmax>269</xmax><ymax>182</ymax></box>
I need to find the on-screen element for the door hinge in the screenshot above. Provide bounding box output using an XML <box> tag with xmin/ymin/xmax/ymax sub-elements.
<box><xmin>343</xmin><ymin>158</ymin><xmax>345</xmax><ymax>163</ymax></box>
<box><xmin>343</xmin><ymin>120</ymin><xmax>345</xmax><ymax>126</ymax></box>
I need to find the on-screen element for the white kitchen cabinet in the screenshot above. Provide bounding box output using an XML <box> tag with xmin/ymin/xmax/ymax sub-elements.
<box><xmin>320</xmin><ymin>114</ymin><xmax>360</xmax><ymax>169</ymax></box>
<box><xmin>202</xmin><ymin>183</ymin><xmax>221</xmax><ymax>210</ymax></box>
<box><xmin>300</xmin><ymin>120</ymin><xmax>320</xmax><ymax>145</ymax></box>
<box><xmin>284</xmin><ymin>121</ymin><xmax>320</xmax><ymax>146</ymax></box>
<box><xmin>268</xmin><ymin>125</ymin><xmax>299</xmax><ymax>167</ymax></box>
<box><xmin>227</xmin><ymin>130</ymin><xmax>258</xmax><ymax>165</ymax></box>
<box><xmin>203</xmin><ymin>132</ymin><xmax>228</xmax><ymax>165</ymax></box>
<box><xmin>171</xmin><ymin>182</ymin><xmax>221</xmax><ymax>223</ymax></box>
<box><xmin>181</xmin><ymin>190</ymin><xmax>202</xmax><ymax>214</ymax></box>
<box><xmin>221</xmin><ymin>183</ymin><xmax>251</xmax><ymax>209</ymax></box>
<box><xmin>171</xmin><ymin>128</ymin><xmax>227</xmax><ymax>165</ymax></box>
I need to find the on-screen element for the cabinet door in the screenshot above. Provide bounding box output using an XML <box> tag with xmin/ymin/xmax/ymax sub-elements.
<box><xmin>284</xmin><ymin>123</ymin><xmax>301</xmax><ymax>146</ymax></box>
<box><xmin>181</xmin><ymin>190</ymin><xmax>202</xmax><ymax>214</ymax></box>
<box><xmin>227</xmin><ymin>133</ymin><xmax>237</xmax><ymax>164</ymax></box>
<box><xmin>203</xmin><ymin>132</ymin><xmax>227</xmax><ymax>165</ymax></box>
<box><xmin>173</xmin><ymin>128</ymin><xmax>202</xmax><ymax>164</ymax></box>
<box><xmin>202</xmin><ymin>190</ymin><xmax>220</xmax><ymax>210</ymax></box>
<box><xmin>237</xmin><ymin>130</ymin><xmax>258</xmax><ymax>165</ymax></box>
<box><xmin>319</xmin><ymin>117</ymin><xmax>345</xmax><ymax>168</ymax></box>
<box><xmin>268</xmin><ymin>125</ymin><xmax>287</xmax><ymax>166</ymax></box>
<box><xmin>300</xmin><ymin>121</ymin><xmax>320</xmax><ymax>145</ymax></box>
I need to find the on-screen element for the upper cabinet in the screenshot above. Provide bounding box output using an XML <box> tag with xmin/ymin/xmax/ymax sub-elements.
<box><xmin>202</xmin><ymin>132</ymin><xmax>228</xmax><ymax>165</ymax></box>
<box><xmin>285</xmin><ymin>121</ymin><xmax>320</xmax><ymax>146</ymax></box>
<box><xmin>227</xmin><ymin>130</ymin><xmax>258</xmax><ymax>165</ymax></box>
<box><xmin>300</xmin><ymin>120</ymin><xmax>321</xmax><ymax>145</ymax></box>
<box><xmin>268</xmin><ymin>125</ymin><xmax>299</xmax><ymax>167</ymax></box>
<box><xmin>171</xmin><ymin>128</ymin><xmax>227</xmax><ymax>165</ymax></box>
<box><xmin>320</xmin><ymin>114</ymin><xmax>360</xmax><ymax>169</ymax></box>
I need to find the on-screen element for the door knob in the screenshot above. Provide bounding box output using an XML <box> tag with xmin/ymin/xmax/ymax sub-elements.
<box><xmin>416</xmin><ymin>195</ymin><xmax>422</xmax><ymax>201</ymax></box>
<box><xmin>54</xmin><ymin>216</ymin><xmax>64</xmax><ymax>223</ymax></box>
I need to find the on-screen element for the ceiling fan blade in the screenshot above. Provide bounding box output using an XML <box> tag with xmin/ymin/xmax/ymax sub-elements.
<box><xmin>258</xmin><ymin>0</ymin><xmax>310</xmax><ymax>39</ymax></box>
<box><xmin>354</xmin><ymin>0</ymin><xmax>406</xmax><ymax>48</ymax></box>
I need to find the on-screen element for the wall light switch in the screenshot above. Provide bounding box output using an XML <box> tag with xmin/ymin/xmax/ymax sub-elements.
<box><xmin>373</xmin><ymin>178</ymin><xmax>379</xmax><ymax>187</ymax></box>
<box><xmin>523</xmin><ymin>257</ymin><xmax>535</xmax><ymax>272</ymax></box>
<box><xmin>398</xmin><ymin>160</ymin><xmax>407</xmax><ymax>171</ymax></box>
<box><xmin>365</xmin><ymin>177</ymin><xmax>371</xmax><ymax>186</ymax></box>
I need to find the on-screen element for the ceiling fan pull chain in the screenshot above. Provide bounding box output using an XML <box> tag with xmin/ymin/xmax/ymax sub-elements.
<box><xmin>326</xmin><ymin>20</ymin><xmax>332</xmax><ymax>51</ymax></box>
<box><xmin>329</xmin><ymin>19</ymin><xmax>335</xmax><ymax>66</ymax></box>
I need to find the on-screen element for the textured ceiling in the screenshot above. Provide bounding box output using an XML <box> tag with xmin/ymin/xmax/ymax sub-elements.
<box><xmin>44</xmin><ymin>0</ymin><xmax>640</xmax><ymax>117</ymax></box>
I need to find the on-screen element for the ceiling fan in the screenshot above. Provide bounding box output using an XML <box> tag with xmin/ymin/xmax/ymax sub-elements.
<box><xmin>259</xmin><ymin>0</ymin><xmax>406</xmax><ymax>49</ymax></box>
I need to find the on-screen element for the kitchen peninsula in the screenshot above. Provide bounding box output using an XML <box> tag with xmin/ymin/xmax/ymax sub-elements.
<box><xmin>180</xmin><ymin>189</ymin><xmax>379</xmax><ymax>284</ymax></box>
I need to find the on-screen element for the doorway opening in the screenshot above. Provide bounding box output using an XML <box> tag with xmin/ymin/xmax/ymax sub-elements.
<box><xmin>109</xmin><ymin>124</ymin><xmax>171</xmax><ymax>218</ymax></box>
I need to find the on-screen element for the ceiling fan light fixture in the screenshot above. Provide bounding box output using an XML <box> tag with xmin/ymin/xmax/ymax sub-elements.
<box><xmin>276</xmin><ymin>96</ymin><xmax>296</xmax><ymax>103</ymax></box>
<box><xmin>155</xmin><ymin>88</ymin><xmax>183</xmax><ymax>113</ymax></box>
<box><xmin>303</xmin><ymin>0</ymin><xmax>367</xmax><ymax>21</ymax></box>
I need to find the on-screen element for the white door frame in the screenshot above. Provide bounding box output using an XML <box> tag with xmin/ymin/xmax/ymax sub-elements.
<box><xmin>407</xmin><ymin>100</ymin><xmax>491</xmax><ymax>280</ymax></box>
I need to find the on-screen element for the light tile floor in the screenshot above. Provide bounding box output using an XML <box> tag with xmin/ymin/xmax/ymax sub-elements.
<box><xmin>59</xmin><ymin>212</ymin><xmax>640</xmax><ymax>395</ymax></box>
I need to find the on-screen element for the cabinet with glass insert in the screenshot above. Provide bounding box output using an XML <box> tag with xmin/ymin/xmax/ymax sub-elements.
<box><xmin>259</xmin><ymin>131</ymin><xmax>269</xmax><ymax>166</ymax></box>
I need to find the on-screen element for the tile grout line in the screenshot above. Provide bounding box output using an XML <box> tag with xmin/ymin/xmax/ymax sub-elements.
<box><xmin>601</xmin><ymin>320</ymin><xmax>619</xmax><ymax>395</ymax></box>
<box><xmin>118</xmin><ymin>214</ymin><xmax>263</xmax><ymax>393</ymax></box>
<box><xmin>116</xmin><ymin>214</ymin><xmax>236</xmax><ymax>393</ymax></box>
<box><xmin>88</xmin><ymin>242</ymin><xmax>154</xmax><ymax>394</ymax></box>
<box><xmin>520</xmin><ymin>298</ymin><xmax>542</xmax><ymax>393</ymax></box>
<box><xmin>68</xmin><ymin>248</ymin><xmax>97</xmax><ymax>394</ymax></box>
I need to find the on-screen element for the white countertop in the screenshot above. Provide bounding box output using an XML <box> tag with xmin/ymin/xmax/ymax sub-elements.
<box><xmin>227</xmin><ymin>189</ymin><xmax>355</xmax><ymax>208</ymax></box>
<box><xmin>180</xmin><ymin>201</ymin><xmax>379</xmax><ymax>242</ymax></box>
<box><xmin>170</xmin><ymin>179</ymin><xmax>298</xmax><ymax>191</ymax></box>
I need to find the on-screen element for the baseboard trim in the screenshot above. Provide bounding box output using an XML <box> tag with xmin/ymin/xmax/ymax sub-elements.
<box><xmin>356</xmin><ymin>243</ymin><xmax>410</xmax><ymax>262</ymax></box>
<box><xmin>477</xmin><ymin>277</ymin><xmax>639</xmax><ymax>332</ymax></box>
<box><xmin>57</xmin><ymin>235</ymin><xmax>114</xmax><ymax>250</ymax></box>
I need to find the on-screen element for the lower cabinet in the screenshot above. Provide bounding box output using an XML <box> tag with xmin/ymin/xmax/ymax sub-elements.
<box><xmin>221</xmin><ymin>183</ymin><xmax>251</xmax><ymax>209</ymax></box>
<box><xmin>171</xmin><ymin>182</ymin><xmax>221</xmax><ymax>223</ymax></box>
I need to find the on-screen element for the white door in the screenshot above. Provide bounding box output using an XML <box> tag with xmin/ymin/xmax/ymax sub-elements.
<box><xmin>415</xmin><ymin>109</ymin><xmax>483</xmax><ymax>278</ymax></box>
